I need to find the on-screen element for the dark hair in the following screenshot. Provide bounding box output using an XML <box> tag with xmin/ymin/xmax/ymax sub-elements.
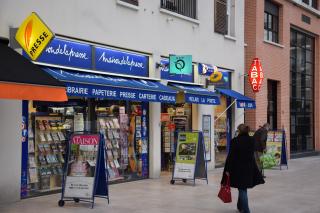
<box><xmin>237</xmin><ymin>124</ymin><xmax>250</xmax><ymax>134</ymax></box>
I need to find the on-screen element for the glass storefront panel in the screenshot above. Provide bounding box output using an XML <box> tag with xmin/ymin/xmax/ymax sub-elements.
<box><xmin>290</xmin><ymin>29</ymin><xmax>315</xmax><ymax>153</ymax></box>
<box><xmin>214</xmin><ymin>95</ymin><xmax>228</xmax><ymax>167</ymax></box>
<box><xmin>160</xmin><ymin>103</ymin><xmax>192</xmax><ymax>172</ymax></box>
<box><xmin>97</xmin><ymin>101</ymin><xmax>149</xmax><ymax>182</ymax></box>
<box><xmin>24</xmin><ymin>99</ymin><xmax>149</xmax><ymax>197</ymax></box>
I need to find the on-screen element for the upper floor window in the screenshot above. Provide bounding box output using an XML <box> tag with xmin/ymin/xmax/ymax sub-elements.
<box><xmin>160</xmin><ymin>0</ymin><xmax>197</xmax><ymax>19</ymax></box>
<box><xmin>214</xmin><ymin>0</ymin><xmax>236</xmax><ymax>37</ymax></box>
<box><xmin>119</xmin><ymin>0</ymin><xmax>139</xmax><ymax>6</ymax></box>
<box><xmin>302</xmin><ymin>0</ymin><xmax>318</xmax><ymax>9</ymax></box>
<box><xmin>264</xmin><ymin>0</ymin><xmax>279</xmax><ymax>43</ymax></box>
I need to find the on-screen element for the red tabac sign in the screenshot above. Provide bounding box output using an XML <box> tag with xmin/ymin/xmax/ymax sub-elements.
<box><xmin>248</xmin><ymin>58</ymin><xmax>264</xmax><ymax>92</ymax></box>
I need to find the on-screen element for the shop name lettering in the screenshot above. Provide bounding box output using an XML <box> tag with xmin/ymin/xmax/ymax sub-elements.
<box><xmin>72</xmin><ymin>136</ymin><xmax>98</xmax><ymax>145</ymax></box>
<box><xmin>98</xmin><ymin>52</ymin><xmax>144</xmax><ymax>71</ymax></box>
<box><xmin>28</xmin><ymin>32</ymin><xmax>49</xmax><ymax>57</ymax></box>
<box><xmin>67</xmin><ymin>86</ymin><xmax>175</xmax><ymax>102</ymax></box>
<box><xmin>188</xmin><ymin>96</ymin><xmax>217</xmax><ymax>104</ymax></box>
<box><xmin>45</xmin><ymin>44</ymin><xmax>89</xmax><ymax>61</ymax></box>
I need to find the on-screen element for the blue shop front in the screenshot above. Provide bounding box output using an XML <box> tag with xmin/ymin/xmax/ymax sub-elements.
<box><xmin>20</xmin><ymin>38</ymin><xmax>177</xmax><ymax>198</ymax></box>
<box><xmin>198</xmin><ymin>63</ymin><xmax>255</xmax><ymax>167</ymax></box>
<box><xmin>159</xmin><ymin>59</ymin><xmax>221</xmax><ymax>172</ymax></box>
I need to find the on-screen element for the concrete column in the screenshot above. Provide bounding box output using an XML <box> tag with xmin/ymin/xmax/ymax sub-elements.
<box><xmin>0</xmin><ymin>100</ymin><xmax>22</xmax><ymax>204</ymax></box>
<box><xmin>149</xmin><ymin>102</ymin><xmax>161</xmax><ymax>178</ymax></box>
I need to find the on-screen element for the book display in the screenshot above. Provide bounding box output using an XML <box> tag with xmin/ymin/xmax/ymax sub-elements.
<box><xmin>97</xmin><ymin>103</ymin><xmax>147</xmax><ymax>182</ymax></box>
<box><xmin>98</xmin><ymin>116</ymin><xmax>124</xmax><ymax>181</ymax></box>
<box><xmin>26</xmin><ymin>111</ymin><xmax>76</xmax><ymax>196</ymax></box>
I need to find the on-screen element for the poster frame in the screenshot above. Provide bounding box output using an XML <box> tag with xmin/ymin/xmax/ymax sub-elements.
<box><xmin>58</xmin><ymin>131</ymin><xmax>109</xmax><ymax>208</ymax></box>
<box><xmin>170</xmin><ymin>131</ymin><xmax>208</xmax><ymax>186</ymax></box>
<box><xmin>202</xmin><ymin>114</ymin><xmax>211</xmax><ymax>161</ymax></box>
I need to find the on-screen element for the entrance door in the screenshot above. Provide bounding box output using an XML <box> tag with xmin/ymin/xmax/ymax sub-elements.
<box><xmin>267</xmin><ymin>80</ymin><xmax>277</xmax><ymax>130</ymax></box>
<box><xmin>290</xmin><ymin>29</ymin><xmax>315</xmax><ymax>153</ymax></box>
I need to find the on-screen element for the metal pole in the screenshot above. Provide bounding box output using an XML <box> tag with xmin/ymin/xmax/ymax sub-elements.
<box><xmin>214</xmin><ymin>99</ymin><xmax>237</xmax><ymax>122</ymax></box>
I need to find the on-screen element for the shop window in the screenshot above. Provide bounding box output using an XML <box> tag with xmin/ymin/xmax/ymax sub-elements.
<box><xmin>119</xmin><ymin>0</ymin><xmax>139</xmax><ymax>6</ymax></box>
<box><xmin>214</xmin><ymin>0</ymin><xmax>227</xmax><ymax>34</ymax></box>
<box><xmin>24</xmin><ymin>99</ymin><xmax>149</xmax><ymax>197</ymax></box>
<box><xmin>160</xmin><ymin>103</ymin><xmax>192</xmax><ymax>171</ymax></box>
<box><xmin>97</xmin><ymin>101</ymin><xmax>149</xmax><ymax>181</ymax></box>
<box><xmin>160</xmin><ymin>0</ymin><xmax>197</xmax><ymax>19</ymax></box>
<box><xmin>214</xmin><ymin>0</ymin><xmax>236</xmax><ymax>36</ymax></box>
<box><xmin>267</xmin><ymin>80</ymin><xmax>278</xmax><ymax>130</ymax></box>
<box><xmin>302</xmin><ymin>0</ymin><xmax>318</xmax><ymax>9</ymax></box>
<box><xmin>264</xmin><ymin>0</ymin><xmax>279</xmax><ymax>43</ymax></box>
<box><xmin>290</xmin><ymin>29</ymin><xmax>315</xmax><ymax>153</ymax></box>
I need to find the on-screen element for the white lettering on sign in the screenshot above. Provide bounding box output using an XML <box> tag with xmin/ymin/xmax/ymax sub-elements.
<box><xmin>159</xmin><ymin>95</ymin><xmax>175</xmax><ymax>102</ymax></box>
<box><xmin>139</xmin><ymin>93</ymin><xmax>156</xmax><ymax>100</ymax></box>
<box><xmin>92</xmin><ymin>89</ymin><xmax>117</xmax><ymax>97</ymax></box>
<box><xmin>98</xmin><ymin>52</ymin><xmax>144</xmax><ymax>71</ymax></box>
<box><xmin>119</xmin><ymin>91</ymin><xmax>136</xmax><ymax>99</ymax></box>
<box><xmin>206</xmin><ymin>98</ymin><xmax>217</xmax><ymax>104</ymax></box>
<box><xmin>67</xmin><ymin>86</ymin><xmax>88</xmax><ymax>95</ymax></box>
<box><xmin>45</xmin><ymin>44</ymin><xmax>89</xmax><ymax>62</ymax></box>
<box><xmin>188</xmin><ymin>96</ymin><xmax>199</xmax><ymax>102</ymax></box>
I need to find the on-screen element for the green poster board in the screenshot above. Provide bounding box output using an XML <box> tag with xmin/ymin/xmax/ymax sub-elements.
<box><xmin>169</xmin><ymin>55</ymin><xmax>192</xmax><ymax>75</ymax></box>
<box><xmin>171</xmin><ymin>131</ymin><xmax>208</xmax><ymax>185</ymax></box>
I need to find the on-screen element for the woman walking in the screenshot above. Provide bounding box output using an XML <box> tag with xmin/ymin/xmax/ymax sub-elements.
<box><xmin>221</xmin><ymin>124</ymin><xmax>265</xmax><ymax>213</ymax></box>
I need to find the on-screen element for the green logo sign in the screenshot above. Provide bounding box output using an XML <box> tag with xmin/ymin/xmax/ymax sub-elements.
<box><xmin>169</xmin><ymin>55</ymin><xmax>192</xmax><ymax>75</ymax></box>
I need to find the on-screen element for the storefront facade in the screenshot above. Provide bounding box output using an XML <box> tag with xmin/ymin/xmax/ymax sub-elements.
<box><xmin>20</xmin><ymin>37</ymin><xmax>180</xmax><ymax>198</ymax></box>
<box><xmin>244</xmin><ymin>0</ymin><xmax>320</xmax><ymax>157</ymax></box>
<box><xmin>0</xmin><ymin>0</ymin><xmax>246</xmax><ymax>203</ymax></box>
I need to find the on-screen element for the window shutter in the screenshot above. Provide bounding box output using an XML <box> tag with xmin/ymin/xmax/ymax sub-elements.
<box><xmin>215</xmin><ymin>0</ymin><xmax>228</xmax><ymax>35</ymax></box>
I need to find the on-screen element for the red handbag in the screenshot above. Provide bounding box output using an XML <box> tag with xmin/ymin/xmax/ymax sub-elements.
<box><xmin>218</xmin><ymin>174</ymin><xmax>232</xmax><ymax>203</ymax></box>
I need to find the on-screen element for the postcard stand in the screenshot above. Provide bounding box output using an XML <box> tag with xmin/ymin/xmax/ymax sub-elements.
<box><xmin>58</xmin><ymin>131</ymin><xmax>109</xmax><ymax>208</ymax></box>
<box><xmin>170</xmin><ymin>131</ymin><xmax>208</xmax><ymax>186</ymax></box>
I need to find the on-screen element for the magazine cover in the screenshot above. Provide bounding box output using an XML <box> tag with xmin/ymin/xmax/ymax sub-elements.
<box><xmin>64</xmin><ymin>134</ymin><xmax>99</xmax><ymax>199</ymax></box>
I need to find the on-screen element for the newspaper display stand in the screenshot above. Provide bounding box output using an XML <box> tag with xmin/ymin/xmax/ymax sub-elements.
<box><xmin>58</xmin><ymin>132</ymin><xmax>109</xmax><ymax>208</ymax></box>
<box><xmin>170</xmin><ymin>131</ymin><xmax>208</xmax><ymax>186</ymax></box>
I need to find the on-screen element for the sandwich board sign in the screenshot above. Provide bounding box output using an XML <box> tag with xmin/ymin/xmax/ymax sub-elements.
<box><xmin>171</xmin><ymin>131</ymin><xmax>208</xmax><ymax>185</ymax></box>
<box><xmin>59</xmin><ymin>133</ymin><xmax>109</xmax><ymax>208</ymax></box>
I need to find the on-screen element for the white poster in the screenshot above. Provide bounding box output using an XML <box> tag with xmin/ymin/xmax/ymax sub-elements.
<box><xmin>173</xmin><ymin>163</ymin><xmax>195</xmax><ymax>179</ymax></box>
<box><xmin>64</xmin><ymin>177</ymin><xmax>94</xmax><ymax>198</ymax></box>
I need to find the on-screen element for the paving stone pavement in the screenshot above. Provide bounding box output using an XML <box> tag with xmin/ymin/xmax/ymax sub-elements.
<box><xmin>0</xmin><ymin>156</ymin><xmax>319</xmax><ymax>213</ymax></box>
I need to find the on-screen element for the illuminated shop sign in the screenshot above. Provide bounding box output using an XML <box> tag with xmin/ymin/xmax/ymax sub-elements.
<box><xmin>248</xmin><ymin>58</ymin><xmax>264</xmax><ymax>92</ymax></box>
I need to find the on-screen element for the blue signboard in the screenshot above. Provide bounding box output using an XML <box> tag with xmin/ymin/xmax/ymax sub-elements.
<box><xmin>160</xmin><ymin>59</ymin><xmax>193</xmax><ymax>83</ymax></box>
<box><xmin>95</xmin><ymin>47</ymin><xmax>149</xmax><ymax>77</ymax></box>
<box><xmin>170</xmin><ymin>83</ymin><xmax>220</xmax><ymax>105</ymax></box>
<box><xmin>65</xmin><ymin>82</ymin><xmax>176</xmax><ymax>103</ymax></box>
<box><xmin>44</xmin><ymin>68</ymin><xmax>176</xmax><ymax>103</ymax></box>
<box><xmin>216</xmin><ymin>88</ymin><xmax>256</xmax><ymax>109</ymax></box>
<box><xmin>35</xmin><ymin>38</ymin><xmax>92</xmax><ymax>69</ymax></box>
<box><xmin>185</xmin><ymin>93</ymin><xmax>220</xmax><ymax>105</ymax></box>
<box><xmin>237</xmin><ymin>101</ymin><xmax>256</xmax><ymax>109</ymax></box>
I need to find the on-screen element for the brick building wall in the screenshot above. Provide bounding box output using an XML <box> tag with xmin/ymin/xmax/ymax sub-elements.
<box><xmin>245</xmin><ymin>0</ymin><xmax>320</xmax><ymax>154</ymax></box>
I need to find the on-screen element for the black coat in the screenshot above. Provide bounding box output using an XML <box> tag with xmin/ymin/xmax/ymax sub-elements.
<box><xmin>253</xmin><ymin>127</ymin><xmax>268</xmax><ymax>152</ymax></box>
<box><xmin>221</xmin><ymin>133</ymin><xmax>265</xmax><ymax>189</ymax></box>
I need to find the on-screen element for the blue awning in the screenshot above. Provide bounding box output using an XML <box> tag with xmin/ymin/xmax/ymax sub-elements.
<box><xmin>44</xmin><ymin>67</ymin><xmax>177</xmax><ymax>103</ymax></box>
<box><xmin>169</xmin><ymin>83</ymin><xmax>220</xmax><ymax>105</ymax></box>
<box><xmin>216</xmin><ymin>88</ymin><xmax>255</xmax><ymax>109</ymax></box>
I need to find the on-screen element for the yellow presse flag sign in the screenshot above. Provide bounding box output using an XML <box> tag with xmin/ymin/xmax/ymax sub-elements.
<box><xmin>15</xmin><ymin>12</ymin><xmax>54</xmax><ymax>60</ymax></box>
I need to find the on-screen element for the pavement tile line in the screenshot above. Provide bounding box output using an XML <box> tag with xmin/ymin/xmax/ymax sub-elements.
<box><xmin>0</xmin><ymin>156</ymin><xmax>319</xmax><ymax>213</ymax></box>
